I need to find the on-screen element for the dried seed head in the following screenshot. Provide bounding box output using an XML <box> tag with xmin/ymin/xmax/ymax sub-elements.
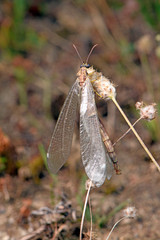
<box><xmin>123</xmin><ymin>206</ymin><xmax>137</xmax><ymax>218</ymax></box>
<box><xmin>136</xmin><ymin>102</ymin><xmax>156</xmax><ymax>121</ymax></box>
<box><xmin>86</xmin><ymin>67</ymin><xmax>116</xmax><ymax>99</ymax></box>
<box><xmin>85</xmin><ymin>179</ymin><xmax>96</xmax><ymax>190</ymax></box>
<box><xmin>135</xmin><ymin>101</ymin><xmax>144</xmax><ymax>110</ymax></box>
<box><xmin>92</xmin><ymin>75</ymin><xmax>116</xmax><ymax>100</ymax></box>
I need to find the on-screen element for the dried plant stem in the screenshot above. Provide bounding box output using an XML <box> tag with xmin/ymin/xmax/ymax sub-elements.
<box><xmin>112</xmin><ymin>97</ymin><xmax>160</xmax><ymax>172</ymax></box>
<box><xmin>105</xmin><ymin>216</ymin><xmax>127</xmax><ymax>240</ymax></box>
<box><xmin>80</xmin><ymin>180</ymin><xmax>92</xmax><ymax>240</ymax></box>
<box><xmin>88</xmin><ymin>196</ymin><xmax>93</xmax><ymax>240</ymax></box>
<box><xmin>139</xmin><ymin>54</ymin><xmax>155</xmax><ymax>100</ymax></box>
<box><xmin>113</xmin><ymin>117</ymin><xmax>142</xmax><ymax>146</ymax></box>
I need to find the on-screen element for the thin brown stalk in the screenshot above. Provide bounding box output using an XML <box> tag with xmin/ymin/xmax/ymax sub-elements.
<box><xmin>113</xmin><ymin>117</ymin><xmax>142</xmax><ymax>146</ymax></box>
<box><xmin>112</xmin><ymin>97</ymin><xmax>160</xmax><ymax>172</ymax></box>
<box><xmin>88</xmin><ymin>196</ymin><xmax>93</xmax><ymax>240</ymax></box>
<box><xmin>105</xmin><ymin>216</ymin><xmax>127</xmax><ymax>240</ymax></box>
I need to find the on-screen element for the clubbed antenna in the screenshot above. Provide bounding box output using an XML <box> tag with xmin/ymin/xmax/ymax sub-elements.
<box><xmin>86</xmin><ymin>44</ymin><xmax>98</xmax><ymax>63</ymax></box>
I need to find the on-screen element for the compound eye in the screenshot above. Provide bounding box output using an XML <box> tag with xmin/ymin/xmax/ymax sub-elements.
<box><xmin>86</xmin><ymin>64</ymin><xmax>91</xmax><ymax>68</ymax></box>
<box><xmin>80</xmin><ymin>63</ymin><xmax>91</xmax><ymax>68</ymax></box>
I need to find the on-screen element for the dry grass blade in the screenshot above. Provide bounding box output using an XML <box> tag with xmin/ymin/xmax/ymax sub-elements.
<box><xmin>80</xmin><ymin>180</ymin><xmax>92</xmax><ymax>240</ymax></box>
<box><xmin>88</xmin><ymin>196</ymin><xmax>93</xmax><ymax>240</ymax></box>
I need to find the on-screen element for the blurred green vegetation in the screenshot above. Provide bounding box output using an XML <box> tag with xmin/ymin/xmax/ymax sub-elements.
<box><xmin>107</xmin><ymin>0</ymin><xmax>124</xmax><ymax>9</ymax></box>
<box><xmin>0</xmin><ymin>0</ymin><xmax>43</xmax><ymax>57</ymax></box>
<box><xmin>76</xmin><ymin>175</ymin><xmax>88</xmax><ymax>209</ymax></box>
<box><xmin>39</xmin><ymin>143</ymin><xmax>58</xmax><ymax>205</ymax></box>
<box><xmin>13</xmin><ymin>66</ymin><xmax>28</xmax><ymax>105</ymax></box>
<box><xmin>97</xmin><ymin>200</ymin><xmax>129</xmax><ymax>228</ymax></box>
<box><xmin>0</xmin><ymin>0</ymin><xmax>46</xmax><ymax>108</ymax></box>
<box><xmin>0</xmin><ymin>156</ymin><xmax>7</xmax><ymax>173</ymax></box>
<box><xmin>138</xmin><ymin>0</ymin><xmax>160</xmax><ymax>30</ymax></box>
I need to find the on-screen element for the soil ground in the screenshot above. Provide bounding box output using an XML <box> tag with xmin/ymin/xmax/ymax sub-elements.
<box><xmin>0</xmin><ymin>1</ymin><xmax>160</xmax><ymax>239</ymax></box>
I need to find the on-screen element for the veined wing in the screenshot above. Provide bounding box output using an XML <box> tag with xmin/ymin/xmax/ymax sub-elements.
<box><xmin>103</xmin><ymin>148</ymin><xmax>113</xmax><ymax>180</ymax></box>
<box><xmin>99</xmin><ymin>120</ymin><xmax>114</xmax><ymax>178</ymax></box>
<box><xmin>80</xmin><ymin>78</ymin><xmax>111</xmax><ymax>187</ymax></box>
<box><xmin>47</xmin><ymin>80</ymin><xmax>80</xmax><ymax>174</ymax></box>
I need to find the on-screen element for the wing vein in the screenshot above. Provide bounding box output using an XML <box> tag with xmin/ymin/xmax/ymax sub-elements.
<box><xmin>80</xmin><ymin>78</ymin><xmax>109</xmax><ymax>187</ymax></box>
<box><xmin>47</xmin><ymin>80</ymin><xmax>79</xmax><ymax>174</ymax></box>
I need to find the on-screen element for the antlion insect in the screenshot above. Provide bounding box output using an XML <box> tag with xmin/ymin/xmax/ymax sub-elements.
<box><xmin>47</xmin><ymin>45</ymin><xmax>120</xmax><ymax>187</ymax></box>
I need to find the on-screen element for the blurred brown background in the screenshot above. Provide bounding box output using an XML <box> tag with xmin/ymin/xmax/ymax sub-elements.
<box><xmin>0</xmin><ymin>0</ymin><xmax>160</xmax><ymax>239</ymax></box>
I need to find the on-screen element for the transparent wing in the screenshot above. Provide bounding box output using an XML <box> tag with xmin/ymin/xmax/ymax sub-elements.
<box><xmin>47</xmin><ymin>80</ymin><xmax>80</xmax><ymax>174</ymax></box>
<box><xmin>104</xmin><ymin>149</ymin><xmax>114</xmax><ymax>180</ymax></box>
<box><xmin>80</xmin><ymin>78</ymin><xmax>112</xmax><ymax>187</ymax></box>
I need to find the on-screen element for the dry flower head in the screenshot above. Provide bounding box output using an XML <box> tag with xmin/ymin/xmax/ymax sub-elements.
<box><xmin>123</xmin><ymin>206</ymin><xmax>137</xmax><ymax>218</ymax></box>
<box><xmin>86</xmin><ymin>66</ymin><xmax>116</xmax><ymax>100</ymax></box>
<box><xmin>85</xmin><ymin>179</ymin><xmax>96</xmax><ymax>190</ymax></box>
<box><xmin>136</xmin><ymin>101</ymin><xmax>156</xmax><ymax>121</ymax></box>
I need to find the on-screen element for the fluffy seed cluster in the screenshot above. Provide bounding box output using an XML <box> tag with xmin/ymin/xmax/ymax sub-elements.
<box><xmin>87</xmin><ymin>67</ymin><xmax>116</xmax><ymax>100</ymax></box>
<box><xmin>136</xmin><ymin>101</ymin><xmax>156</xmax><ymax>121</ymax></box>
<box><xmin>123</xmin><ymin>206</ymin><xmax>137</xmax><ymax>218</ymax></box>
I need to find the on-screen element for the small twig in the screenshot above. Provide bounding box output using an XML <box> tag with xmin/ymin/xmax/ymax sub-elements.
<box><xmin>3</xmin><ymin>181</ymin><xmax>10</xmax><ymax>201</ymax></box>
<box><xmin>80</xmin><ymin>180</ymin><xmax>92</xmax><ymax>240</ymax></box>
<box><xmin>52</xmin><ymin>224</ymin><xmax>68</xmax><ymax>240</ymax></box>
<box><xmin>51</xmin><ymin>222</ymin><xmax>58</xmax><ymax>240</ymax></box>
<box><xmin>113</xmin><ymin>117</ymin><xmax>142</xmax><ymax>146</ymax></box>
<box><xmin>106</xmin><ymin>206</ymin><xmax>136</xmax><ymax>240</ymax></box>
<box><xmin>112</xmin><ymin>97</ymin><xmax>160</xmax><ymax>172</ymax></box>
<box><xmin>105</xmin><ymin>216</ymin><xmax>127</xmax><ymax>240</ymax></box>
<box><xmin>88</xmin><ymin>196</ymin><xmax>93</xmax><ymax>240</ymax></box>
<box><xmin>19</xmin><ymin>225</ymin><xmax>46</xmax><ymax>240</ymax></box>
